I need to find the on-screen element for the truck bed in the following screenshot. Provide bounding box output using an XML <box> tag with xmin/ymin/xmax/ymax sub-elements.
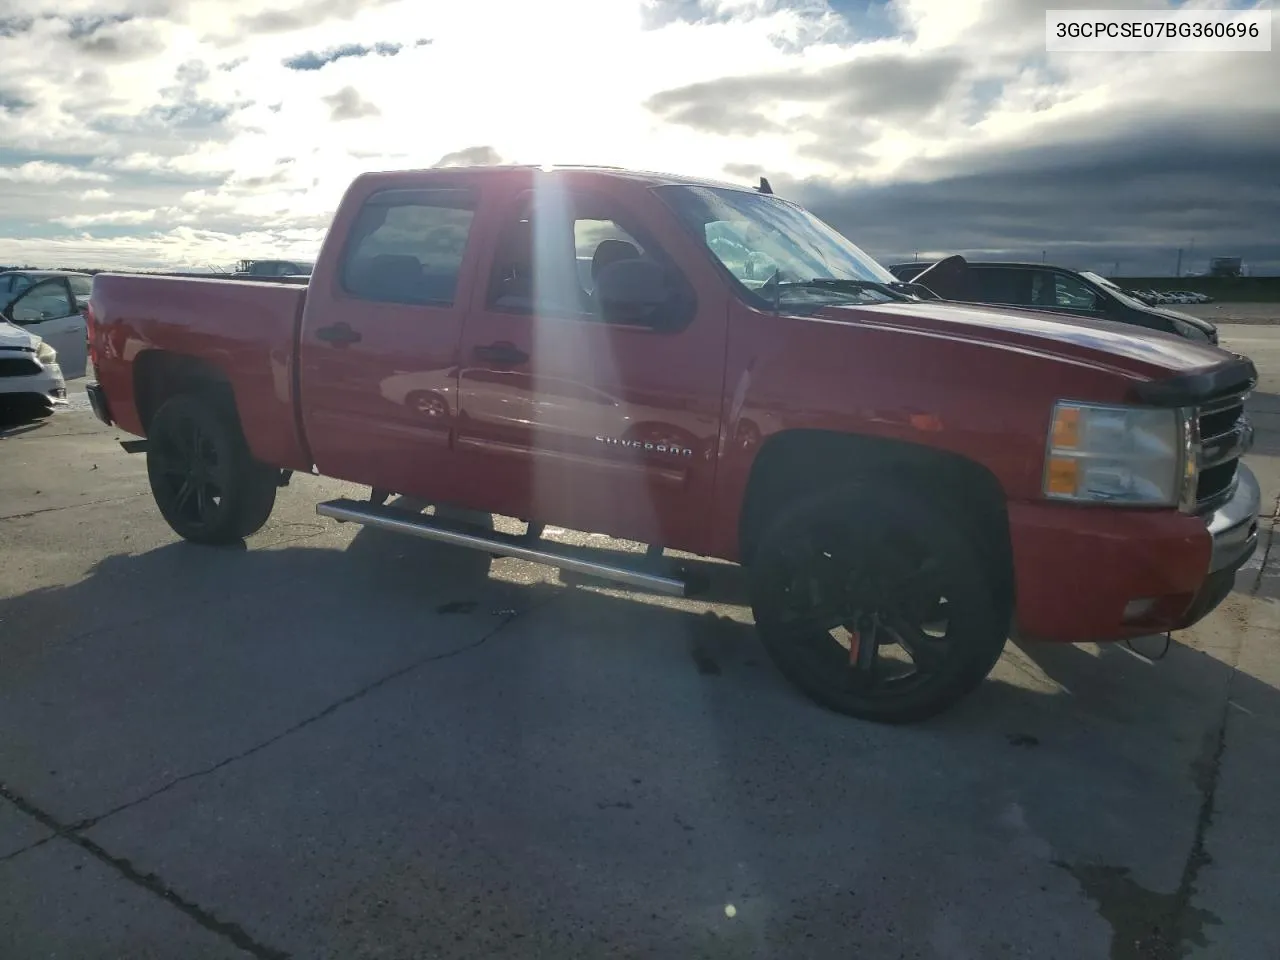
<box><xmin>90</xmin><ymin>274</ymin><xmax>312</xmax><ymax>471</ymax></box>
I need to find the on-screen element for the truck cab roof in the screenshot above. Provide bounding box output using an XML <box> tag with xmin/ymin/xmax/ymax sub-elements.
<box><xmin>355</xmin><ymin>164</ymin><xmax>769</xmax><ymax>196</ymax></box>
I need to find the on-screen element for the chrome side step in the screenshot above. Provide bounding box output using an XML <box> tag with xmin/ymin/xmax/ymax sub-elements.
<box><xmin>316</xmin><ymin>498</ymin><xmax>690</xmax><ymax>597</ymax></box>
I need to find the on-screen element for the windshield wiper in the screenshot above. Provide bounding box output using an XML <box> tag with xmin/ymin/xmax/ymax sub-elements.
<box><xmin>758</xmin><ymin>274</ymin><xmax>914</xmax><ymax>314</ymax></box>
<box><xmin>786</xmin><ymin>278</ymin><xmax>914</xmax><ymax>302</ymax></box>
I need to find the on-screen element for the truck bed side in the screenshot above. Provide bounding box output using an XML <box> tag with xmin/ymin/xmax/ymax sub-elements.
<box><xmin>90</xmin><ymin>274</ymin><xmax>312</xmax><ymax>472</ymax></box>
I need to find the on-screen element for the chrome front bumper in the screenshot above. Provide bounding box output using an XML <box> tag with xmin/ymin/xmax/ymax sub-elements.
<box><xmin>1206</xmin><ymin>462</ymin><xmax>1260</xmax><ymax>574</ymax></box>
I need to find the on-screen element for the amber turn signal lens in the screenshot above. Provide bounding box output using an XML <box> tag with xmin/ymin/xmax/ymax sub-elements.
<box><xmin>1045</xmin><ymin>456</ymin><xmax>1079</xmax><ymax>496</ymax></box>
<box><xmin>1052</xmin><ymin>406</ymin><xmax>1081</xmax><ymax>449</ymax></box>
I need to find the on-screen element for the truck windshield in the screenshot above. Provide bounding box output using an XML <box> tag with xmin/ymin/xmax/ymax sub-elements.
<box><xmin>654</xmin><ymin>184</ymin><xmax>901</xmax><ymax>307</ymax></box>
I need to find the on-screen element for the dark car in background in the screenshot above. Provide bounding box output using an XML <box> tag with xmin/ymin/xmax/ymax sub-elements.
<box><xmin>887</xmin><ymin>259</ymin><xmax>1219</xmax><ymax>344</ymax></box>
<box><xmin>234</xmin><ymin>259</ymin><xmax>313</xmax><ymax>278</ymax></box>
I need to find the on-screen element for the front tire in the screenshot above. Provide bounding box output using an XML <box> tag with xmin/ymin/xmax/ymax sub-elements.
<box><xmin>750</xmin><ymin>484</ymin><xmax>1008</xmax><ymax>724</ymax></box>
<box><xmin>146</xmin><ymin>393</ymin><xmax>278</xmax><ymax>544</ymax></box>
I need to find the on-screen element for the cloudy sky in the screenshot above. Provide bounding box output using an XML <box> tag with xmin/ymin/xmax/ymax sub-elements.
<box><xmin>0</xmin><ymin>0</ymin><xmax>1275</xmax><ymax>275</ymax></box>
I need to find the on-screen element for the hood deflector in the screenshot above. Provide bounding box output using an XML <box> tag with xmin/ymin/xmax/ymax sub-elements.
<box><xmin>1128</xmin><ymin>354</ymin><xmax>1257</xmax><ymax>407</ymax></box>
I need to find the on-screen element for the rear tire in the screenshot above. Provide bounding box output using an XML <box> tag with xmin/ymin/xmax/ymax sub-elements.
<box><xmin>750</xmin><ymin>484</ymin><xmax>1008</xmax><ymax>724</ymax></box>
<box><xmin>146</xmin><ymin>393</ymin><xmax>278</xmax><ymax>544</ymax></box>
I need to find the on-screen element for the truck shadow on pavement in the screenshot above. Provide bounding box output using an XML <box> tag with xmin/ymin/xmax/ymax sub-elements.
<box><xmin>1</xmin><ymin>521</ymin><xmax>1275</xmax><ymax>959</ymax></box>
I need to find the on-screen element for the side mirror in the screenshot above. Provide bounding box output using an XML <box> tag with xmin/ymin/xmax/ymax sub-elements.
<box><xmin>593</xmin><ymin>258</ymin><xmax>672</xmax><ymax>325</ymax></box>
<box><xmin>910</xmin><ymin>254</ymin><xmax>975</xmax><ymax>301</ymax></box>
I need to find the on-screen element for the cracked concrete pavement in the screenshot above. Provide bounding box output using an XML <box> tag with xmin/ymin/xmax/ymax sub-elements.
<box><xmin>1</xmin><ymin>324</ymin><xmax>1279</xmax><ymax>959</ymax></box>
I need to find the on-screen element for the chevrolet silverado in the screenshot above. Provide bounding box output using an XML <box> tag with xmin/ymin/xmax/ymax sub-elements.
<box><xmin>85</xmin><ymin>165</ymin><xmax>1260</xmax><ymax>723</ymax></box>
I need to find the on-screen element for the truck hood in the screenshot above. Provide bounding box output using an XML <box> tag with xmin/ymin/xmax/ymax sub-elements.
<box><xmin>0</xmin><ymin>319</ymin><xmax>37</xmax><ymax>350</ymax></box>
<box><xmin>823</xmin><ymin>300</ymin><xmax>1233</xmax><ymax>383</ymax></box>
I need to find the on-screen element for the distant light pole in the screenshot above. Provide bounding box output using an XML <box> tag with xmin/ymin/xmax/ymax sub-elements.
<box><xmin>1041</xmin><ymin>250</ymin><xmax>1046</xmax><ymax>263</ymax></box>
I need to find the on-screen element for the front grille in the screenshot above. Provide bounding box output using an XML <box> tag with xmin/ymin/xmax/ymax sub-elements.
<box><xmin>0</xmin><ymin>357</ymin><xmax>40</xmax><ymax>377</ymax></box>
<box><xmin>1195</xmin><ymin>390</ymin><xmax>1251</xmax><ymax>511</ymax></box>
<box><xmin>1199</xmin><ymin>401</ymin><xmax>1241</xmax><ymax>440</ymax></box>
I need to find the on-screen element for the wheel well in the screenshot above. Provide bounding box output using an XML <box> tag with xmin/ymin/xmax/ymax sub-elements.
<box><xmin>133</xmin><ymin>351</ymin><xmax>235</xmax><ymax>435</ymax></box>
<box><xmin>739</xmin><ymin>430</ymin><xmax>1014</xmax><ymax>608</ymax></box>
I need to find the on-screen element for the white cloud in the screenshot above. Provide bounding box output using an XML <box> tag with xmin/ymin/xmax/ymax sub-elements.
<box><xmin>54</xmin><ymin>209</ymin><xmax>160</xmax><ymax>227</ymax></box>
<box><xmin>0</xmin><ymin>0</ymin><xmax>1275</xmax><ymax>270</ymax></box>
<box><xmin>0</xmin><ymin>0</ymin><xmax>849</xmax><ymax>266</ymax></box>
<box><xmin>0</xmin><ymin>161</ymin><xmax>111</xmax><ymax>184</ymax></box>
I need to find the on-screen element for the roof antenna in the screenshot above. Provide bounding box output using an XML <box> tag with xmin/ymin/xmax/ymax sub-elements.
<box><xmin>758</xmin><ymin>176</ymin><xmax>773</xmax><ymax>195</ymax></box>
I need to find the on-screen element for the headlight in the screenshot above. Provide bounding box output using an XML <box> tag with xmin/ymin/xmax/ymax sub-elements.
<box><xmin>36</xmin><ymin>340</ymin><xmax>57</xmax><ymax>364</ymax></box>
<box><xmin>1044</xmin><ymin>401</ymin><xmax>1195</xmax><ymax>507</ymax></box>
<box><xmin>1170</xmin><ymin>318</ymin><xmax>1210</xmax><ymax>342</ymax></box>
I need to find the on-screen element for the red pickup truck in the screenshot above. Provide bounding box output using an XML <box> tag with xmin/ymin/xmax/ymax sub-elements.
<box><xmin>85</xmin><ymin>165</ymin><xmax>1259</xmax><ymax>723</ymax></box>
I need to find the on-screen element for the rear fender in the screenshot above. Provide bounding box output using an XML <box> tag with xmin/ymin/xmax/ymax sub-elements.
<box><xmin>130</xmin><ymin>349</ymin><xmax>309</xmax><ymax>470</ymax></box>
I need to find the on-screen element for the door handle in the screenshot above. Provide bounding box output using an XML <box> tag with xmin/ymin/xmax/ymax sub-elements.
<box><xmin>473</xmin><ymin>342</ymin><xmax>529</xmax><ymax>365</ymax></box>
<box><xmin>315</xmin><ymin>322</ymin><xmax>362</xmax><ymax>346</ymax></box>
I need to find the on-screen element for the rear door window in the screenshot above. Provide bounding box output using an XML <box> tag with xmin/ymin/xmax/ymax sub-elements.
<box><xmin>972</xmin><ymin>268</ymin><xmax>1028</xmax><ymax>305</ymax></box>
<box><xmin>342</xmin><ymin>187</ymin><xmax>479</xmax><ymax>306</ymax></box>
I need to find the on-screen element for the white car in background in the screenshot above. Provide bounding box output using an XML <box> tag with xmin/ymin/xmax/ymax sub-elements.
<box><xmin>0</xmin><ymin>317</ymin><xmax>66</xmax><ymax>420</ymax></box>
<box><xmin>0</xmin><ymin>271</ymin><xmax>92</xmax><ymax>379</ymax></box>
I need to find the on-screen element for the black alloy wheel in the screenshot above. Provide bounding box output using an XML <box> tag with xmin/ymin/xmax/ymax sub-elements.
<box><xmin>750</xmin><ymin>485</ymin><xmax>1007</xmax><ymax>724</ymax></box>
<box><xmin>146</xmin><ymin>393</ymin><xmax>278</xmax><ymax>544</ymax></box>
<box><xmin>153</xmin><ymin>410</ymin><xmax>226</xmax><ymax>528</ymax></box>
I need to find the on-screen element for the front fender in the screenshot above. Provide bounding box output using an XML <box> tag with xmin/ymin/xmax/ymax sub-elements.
<box><xmin>708</xmin><ymin>303</ymin><xmax>1129</xmax><ymax>559</ymax></box>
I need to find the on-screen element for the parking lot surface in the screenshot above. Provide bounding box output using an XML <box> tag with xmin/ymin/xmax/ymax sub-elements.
<box><xmin>2</xmin><ymin>323</ymin><xmax>1280</xmax><ymax>959</ymax></box>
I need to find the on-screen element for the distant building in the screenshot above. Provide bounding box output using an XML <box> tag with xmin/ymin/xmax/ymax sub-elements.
<box><xmin>1209</xmin><ymin>257</ymin><xmax>1243</xmax><ymax>278</ymax></box>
